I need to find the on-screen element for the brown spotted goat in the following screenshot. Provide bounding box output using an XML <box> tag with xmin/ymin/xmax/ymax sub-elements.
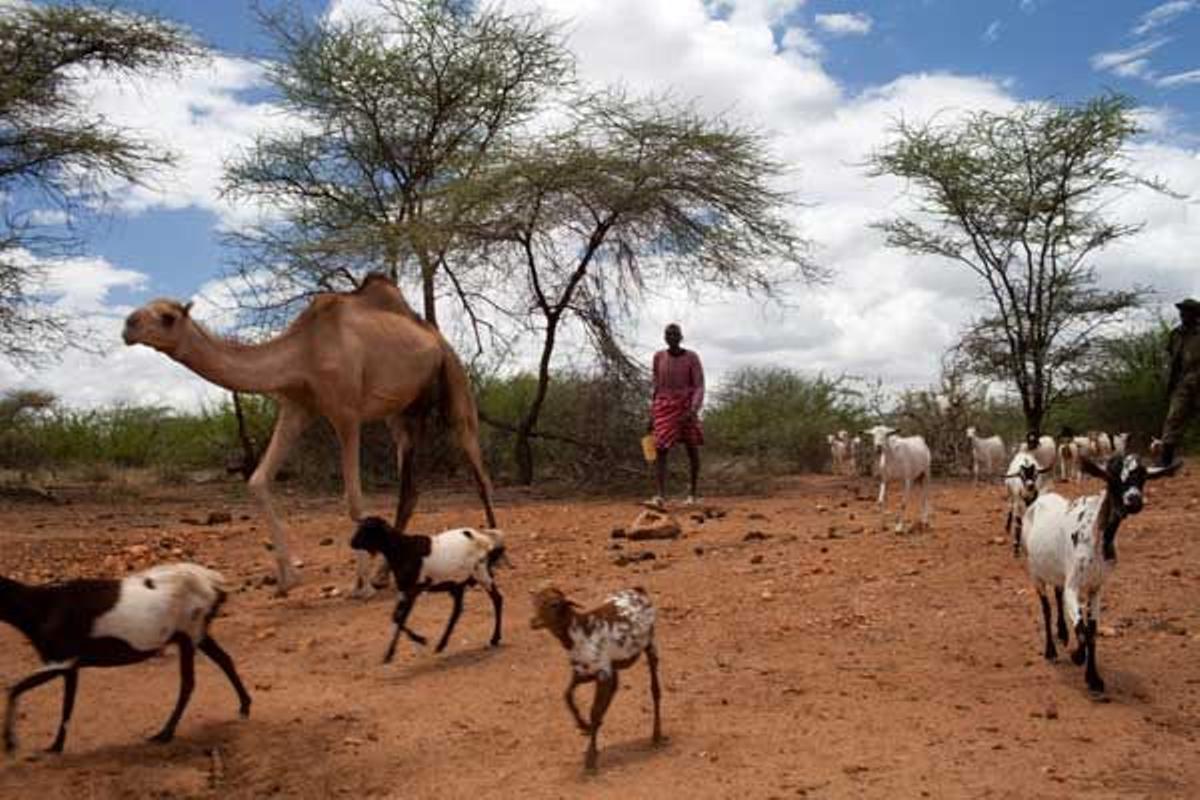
<box><xmin>530</xmin><ymin>585</ymin><xmax>663</xmax><ymax>772</ymax></box>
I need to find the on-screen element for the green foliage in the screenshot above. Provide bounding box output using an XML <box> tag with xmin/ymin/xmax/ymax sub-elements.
<box><xmin>476</xmin><ymin>370</ymin><xmax>647</xmax><ymax>486</ymax></box>
<box><xmin>869</xmin><ymin>93</ymin><xmax>1166</xmax><ymax>430</ymax></box>
<box><xmin>704</xmin><ymin>367</ymin><xmax>868</xmax><ymax>472</ymax></box>
<box><xmin>0</xmin><ymin>3</ymin><xmax>201</xmax><ymax>363</ymax></box>
<box><xmin>1049</xmin><ymin>319</ymin><xmax>1198</xmax><ymax>449</ymax></box>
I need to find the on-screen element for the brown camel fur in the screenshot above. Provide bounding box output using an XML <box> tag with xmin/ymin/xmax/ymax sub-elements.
<box><xmin>123</xmin><ymin>273</ymin><xmax>496</xmax><ymax>596</ymax></box>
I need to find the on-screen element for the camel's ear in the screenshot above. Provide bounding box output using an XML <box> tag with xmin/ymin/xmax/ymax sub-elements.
<box><xmin>1079</xmin><ymin>456</ymin><xmax>1108</xmax><ymax>481</ymax></box>
<box><xmin>182</xmin><ymin>301</ymin><xmax>193</xmax><ymax>317</ymax></box>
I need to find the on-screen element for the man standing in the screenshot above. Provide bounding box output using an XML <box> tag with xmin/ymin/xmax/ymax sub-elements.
<box><xmin>648</xmin><ymin>323</ymin><xmax>705</xmax><ymax>506</ymax></box>
<box><xmin>1160</xmin><ymin>297</ymin><xmax>1200</xmax><ymax>468</ymax></box>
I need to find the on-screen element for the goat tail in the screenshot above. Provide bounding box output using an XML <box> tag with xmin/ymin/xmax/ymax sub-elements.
<box><xmin>481</xmin><ymin>529</ymin><xmax>511</xmax><ymax>569</ymax></box>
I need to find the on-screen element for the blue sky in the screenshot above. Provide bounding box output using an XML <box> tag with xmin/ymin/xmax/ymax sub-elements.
<box><xmin>6</xmin><ymin>0</ymin><xmax>1200</xmax><ymax>408</ymax></box>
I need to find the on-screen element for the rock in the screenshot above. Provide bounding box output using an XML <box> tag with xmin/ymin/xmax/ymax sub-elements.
<box><xmin>319</xmin><ymin>537</ymin><xmax>335</xmax><ymax>547</ymax></box>
<box><xmin>205</xmin><ymin>511</ymin><xmax>233</xmax><ymax>525</ymax></box>
<box><xmin>614</xmin><ymin>551</ymin><xmax>657</xmax><ymax>566</ymax></box>
<box><xmin>750</xmin><ymin>554</ymin><xmax>764</xmax><ymax>564</ymax></box>
<box><xmin>1045</xmin><ymin>699</ymin><xmax>1059</xmax><ymax>720</ymax></box>
<box><xmin>761</xmin><ymin>589</ymin><xmax>774</xmax><ymax>601</ymax></box>
<box><xmin>694</xmin><ymin>546</ymin><xmax>705</xmax><ymax>556</ymax></box>
<box><xmin>626</xmin><ymin>510</ymin><xmax>682</xmax><ymax>541</ymax></box>
<box><xmin>180</xmin><ymin>516</ymin><xmax>203</xmax><ymax>526</ymax></box>
<box><xmin>611</xmin><ymin>528</ymin><xmax>627</xmax><ymax>539</ymax></box>
<box><xmin>743</xmin><ymin>530</ymin><xmax>770</xmax><ymax>542</ymax></box>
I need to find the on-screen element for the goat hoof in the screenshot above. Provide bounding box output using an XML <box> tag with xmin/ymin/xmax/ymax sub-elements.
<box><xmin>1043</xmin><ymin>647</ymin><xmax>1057</xmax><ymax>662</ymax></box>
<box><xmin>44</xmin><ymin>743</ymin><xmax>63</xmax><ymax>754</ymax></box>
<box><xmin>652</xmin><ymin>733</ymin><xmax>668</xmax><ymax>746</ymax></box>
<box><xmin>1088</xmin><ymin>678</ymin><xmax>1106</xmax><ymax>694</ymax></box>
<box><xmin>489</xmin><ymin>637</ymin><xmax>502</xmax><ymax>648</ymax></box>
<box><xmin>239</xmin><ymin>704</ymin><xmax>251</xmax><ymax>719</ymax></box>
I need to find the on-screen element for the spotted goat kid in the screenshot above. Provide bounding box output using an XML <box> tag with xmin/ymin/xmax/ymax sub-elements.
<box><xmin>530</xmin><ymin>586</ymin><xmax>664</xmax><ymax>772</ymax></box>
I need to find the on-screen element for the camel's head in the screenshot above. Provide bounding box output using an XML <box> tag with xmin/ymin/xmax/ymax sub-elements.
<box><xmin>123</xmin><ymin>299</ymin><xmax>193</xmax><ymax>352</ymax></box>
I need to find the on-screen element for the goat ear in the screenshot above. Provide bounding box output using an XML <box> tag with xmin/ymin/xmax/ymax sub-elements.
<box><xmin>1079</xmin><ymin>456</ymin><xmax>1108</xmax><ymax>481</ymax></box>
<box><xmin>1146</xmin><ymin>461</ymin><xmax>1182</xmax><ymax>481</ymax></box>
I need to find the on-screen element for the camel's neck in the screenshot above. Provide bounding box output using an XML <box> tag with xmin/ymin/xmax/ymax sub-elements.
<box><xmin>171</xmin><ymin>322</ymin><xmax>301</xmax><ymax>394</ymax></box>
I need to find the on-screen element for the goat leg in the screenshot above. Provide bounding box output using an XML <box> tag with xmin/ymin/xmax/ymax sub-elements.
<box><xmin>646</xmin><ymin>642</ymin><xmax>664</xmax><ymax>744</ymax></box>
<box><xmin>198</xmin><ymin>637</ymin><xmax>252</xmax><ymax>717</ymax></box>
<box><xmin>46</xmin><ymin>668</ymin><xmax>78</xmax><ymax>753</ymax></box>
<box><xmin>434</xmin><ymin>586</ymin><xmax>465</xmax><ymax>653</ymax></box>
<box><xmin>150</xmin><ymin>636</ymin><xmax>195</xmax><ymax>743</ymax></box>
<box><xmin>584</xmin><ymin>673</ymin><xmax>618</xmax><ymax>772</ymax></box>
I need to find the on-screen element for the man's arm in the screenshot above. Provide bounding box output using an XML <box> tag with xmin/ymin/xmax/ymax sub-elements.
<box><xmin>690</xmin><ymin>353</ymin><xmax>705</xmax><ymax>413</ymax></box>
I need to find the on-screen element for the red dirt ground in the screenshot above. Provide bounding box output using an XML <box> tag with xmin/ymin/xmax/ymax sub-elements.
<box><xmin>1</xmin><ymin>469</ymin><xmax>1199</xmax><ymax>799</ymax></box>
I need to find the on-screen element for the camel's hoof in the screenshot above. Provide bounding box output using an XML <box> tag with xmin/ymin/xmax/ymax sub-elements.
<box><xmin>274</xmin><ymin>567</ymin><xmax>302</xmax><ymax>596</ymax></box>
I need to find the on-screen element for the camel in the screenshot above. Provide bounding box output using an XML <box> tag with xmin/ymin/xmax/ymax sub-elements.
<box><xmin>123</xmin><ymin>273</ymin><xmax>496</xmax><ymax>597</ymax></box>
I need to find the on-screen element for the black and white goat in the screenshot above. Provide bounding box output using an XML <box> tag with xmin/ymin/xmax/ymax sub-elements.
<box><xmin>1004</xmin><ymin>451</ymin><xmax>1052</xmax><ymax>557</ymax></box>
<box><xmin>530</xmin><ymin>585</ymin><xmax>663</xmax><ymax>772</ymax></box>
<box><xmin>1</xmin><ymin>563</ymin><xmax>251</xmax><ymax>753</ymax></box>
<box><xmin>350</xmin><ymin>516</ymin><xmax>506</xmax><ymax>663</ymax></box>
<box><xmin>1023</xmin><ymin>454</ymin><xmax>1179</xmax><ymax>693</ymax></box>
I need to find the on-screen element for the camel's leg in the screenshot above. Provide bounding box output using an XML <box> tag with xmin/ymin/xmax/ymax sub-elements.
<box><xmin>391</xmin><ymin>411</ymin><xmax>424</xmax><ymax>533</ymax></box>
<box><xmin>248</xmin><ymin>400</ymin><xmax>313</xmax><ymax>593</ymax></box>
<box><xmin>331</xmin><ymin>416</ymin><xmax>374</xmax><ymax>600</ymax></box>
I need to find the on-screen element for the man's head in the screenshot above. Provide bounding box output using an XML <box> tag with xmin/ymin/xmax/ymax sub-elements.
<box><xmin>664</xmin><ymin>323</ymin><xmax>683</xmax><ymax>348</ymax></box>
<box><xmin>1177</xmin><ymin>298</ymin><xmax>1200</xmax><ymax>327</ymax></box>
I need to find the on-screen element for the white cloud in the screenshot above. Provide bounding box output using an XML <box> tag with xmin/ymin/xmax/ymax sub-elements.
<box><xmin>1019</xmin><ymin>0</ymin><xmax>1037</xmax><ymax>13</ymax></box>
<box><xmin>1156</xmin><ymin>68</ymin><xmax>1200</xmax><ymax>87</ymax></box>
<box><xmin>73</xmin><ymin>55</ymin><xmax>284</xmax><ymax>228</ymax></box>
<box><xmin>11</xmin><ymin>0</ymin><xmax>1200</xmax><ymax>412</ymax></box>
<box><xmin>1133</xmin><ymin>1</ymin><xmax>1197</xmax><ymax>36</ymax></box>
<box><xmin>1090</xmin><ymin>38</ymin><xmax>1170</xmax><ymax>74</ymax></box>
<box><xmin>982</xmin><ymin>20</ymin><xmax>1002</xmax><ymax>43</ymax></box>
<box><xmin>814</xmin><ymin>12</ymin><xmax>873</xmax><ymax>36</ymax></box>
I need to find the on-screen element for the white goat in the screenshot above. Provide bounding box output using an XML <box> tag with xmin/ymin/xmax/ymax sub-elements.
<box><xmin>1111</xmin><ymin>432</ymin><xmax>1130</xmax><ymax>456</ymax></box>
<box><xmin>827</xmin><ymin>433</ymin><xmax>848</xmax><ymax>476</ymax></box>
<box><xmin>1004</xmin><ymin>451</ymin><xmax>1051</xmax><ymax>557</ymax></box>
<box><xmin>965</xmin><ymin>426</ymin><xmax>1005</xmax><ymax>484</ymax></box>
<box><xmin>1090</xmin><ymin>431</ymin><xmax>1113</xmax><ymax>459</ymax></box>
<box><xmin>1021</xmin><ymin>432</ymin><xmax>1058</xmax><ymax>474</ymax></box>
<box><xmin>1023</xmin><ymin>454</ymin><xmax>1179</xmax><ymax>693</ymax></box>
<box><xmin>864</xmin><ymin>425</ymin><xmax>932</xmax><ymax>533</ymax></box>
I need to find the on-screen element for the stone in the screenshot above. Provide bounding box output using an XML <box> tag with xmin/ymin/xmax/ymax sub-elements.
<box><xmin>626</xmin><ymin>510</ymin><xmax>682</xmax><ymax>541</ymax></box>
<box><xmin>205</xmin><ymin>511</ymin><xmax>233</xmax><ymax>525</ymax></box>
<box><xmin>743</xmin><ymin>530</ymin><xmax>770</xmax><ymax>542</ymax></box>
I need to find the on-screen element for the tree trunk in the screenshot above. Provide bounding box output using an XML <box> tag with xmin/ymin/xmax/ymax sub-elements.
<box><xmin>514</xmin><ymin>314</ymin><xmax>560</xmax><ymax>485</ymax></box>
<box><xmin>421</xmin><ymin>255</ymin><xmax>438</xmax><ymax>329</ymax></box>
<box><xmin>230</xmin><ymin>391</ymin><xmax>258</xmax><ymax>480</ymax></box>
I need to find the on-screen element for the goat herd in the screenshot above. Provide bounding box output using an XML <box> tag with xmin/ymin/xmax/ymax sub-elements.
<box><xmin>0</xmin><ymin>425</ymin><xmax>1183</xmax><ymax>775</ymax></box>
<box><xmin>834</xmin><ymin>425</ymin><xmax>1180</xmax><ymax>696</ymax></box>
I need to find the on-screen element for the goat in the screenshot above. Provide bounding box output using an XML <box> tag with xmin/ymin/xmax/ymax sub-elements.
<box><xmin>1022</xmin><ymin>454</ymin><xmax>1179</xmax><ymax>693</ymax></box>
<box><xmin>848</xmin><ymin>435</ymin><xmax>862</xmax><ymax>476</ymax></box>
<box><xmin>1111</xmin><ymin>432</ymin><xmax>1130</xmax><ymax>457</ymax></box>
<box><xmin>1021</xmin><ymin>432</ymin><xmax>1058</xmax><ymax>474</ymax></box>
<box><xmin>827</xmin><ymin>433</ymin><xmax>848</xmax><ymax>476</ymax></box>
<box><xmin>864</xmin><ymin>425</ymin><xmax>932</xmax><ymax>533</ymax></box>
<box><xmin>530</xmin><ymin>585</ymin><xmax>663</xmax><ymax>772</ymax></box>
<box><xmin>349</xmin><ymin>517</ymin><xmax>506</xmax><ymax>663</ymax></box>
<box><xmin>1</xmin><ymin>563</ymin><xmax>251</xmax><ymax>753</ymax></box>
<box><xmin>965</xmin><ymin>426</ymin><xmax>1005</xmax><ymax>484</ymax></box>
<box><xmin>1090</xmin><ymin>431</ymin><xmax>1114</xmax><ymax>459</ymax></box>
<box><xmin>1004</xmin><ymin>451</ymin><xmax>1052</xmax><ymax>557</ymax></box>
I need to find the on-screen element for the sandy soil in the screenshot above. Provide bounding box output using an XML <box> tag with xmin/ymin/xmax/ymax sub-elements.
<box><xmin>1</xmin><ymin>469</ymin><xmax>1199</xmax><ymax>799</ymax></box>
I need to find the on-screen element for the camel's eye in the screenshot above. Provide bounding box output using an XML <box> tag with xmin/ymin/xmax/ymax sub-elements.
<box><xmin>160</xmin><ymin>312</ymin><xmax>177</xmax><ymax>327</ymax></box>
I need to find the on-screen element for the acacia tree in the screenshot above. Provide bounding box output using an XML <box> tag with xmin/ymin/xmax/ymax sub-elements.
<box><xmin>458</xmin><ymin>92</ymin><xmax>824</xmax><ymax>484</ymax></box>
<box><xmin>868</xmin><ymin>94</ymin><xmax>1167</xmax><ymax>433</ymax></box>
<box><xmin>222</xmin><ymin>0</ymin><xmax>571</xmax><ymax>328</ymax></box>
<box><xmin>0</xmin><ymin>3</ymin><xmax>200</xmax><ymax>364</ymax></box>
